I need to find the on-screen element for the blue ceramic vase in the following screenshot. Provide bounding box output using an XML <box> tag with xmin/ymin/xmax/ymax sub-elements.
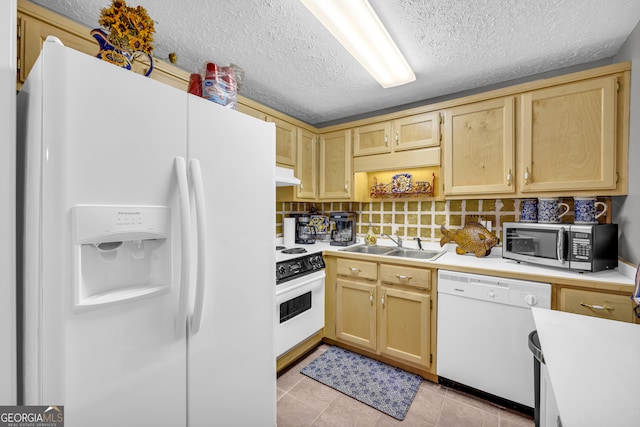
<box><xmin>91</xmin><ymin>29</ymin><xmax>154</xmax><ymax>77</ymax></box>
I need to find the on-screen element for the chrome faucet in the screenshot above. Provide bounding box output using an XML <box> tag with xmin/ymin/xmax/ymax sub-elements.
<box><xmin>414</xmin><ymin>236</ymin><xmax>423</xmax><ymax>250</ymax></box>
<box><xmin>381</xmin><ymin>233</ymin><xmax>403</xmax><ymax>248</ymax></box>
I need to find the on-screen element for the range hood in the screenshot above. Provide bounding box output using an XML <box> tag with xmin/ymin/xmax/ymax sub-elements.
<box><xmin>275</xmin><ymin>166</ymin><xmax>301</xmax><ymax>187</ymax></box>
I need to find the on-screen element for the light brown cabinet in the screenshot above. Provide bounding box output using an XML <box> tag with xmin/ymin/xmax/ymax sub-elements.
<box><xmin>378</xmin><ymin>264</ymin><xmax>431</xmax><ymax>369</ymax></box>
<box><xmin>443</xmin><ymin>74</ymin><xmax>624</xmax><ymax>198</ymax></box>
<box><xmin>319</xmin><ymin>130</ymin><xmax>352</xmax><ymax>200</ymax></box>
<box><xmin>335</xmin><ymin>258</ymin><xmax>378</xmax><ymax>350</ymax></box>
<box><xmin>353</xmin><ymin>113</ymin><xmax>440</xmax><ymax>156</ymax></box>
<box><xmin>268</xmin><ymin>117</ymin><xmax>297</xmax><ymax>166</ymax></box>
<box><xmin>328</xmin><ymin>255</ymin><xmax>434</xmax><ymax>374</ymax></box>
<box><xmin>442</xmin><ymin>97</ymin><xmax>516</xmax><ymax>196</ymax></box>
<box><xmin>557</xmin><ymin>286</ymin><xmax>636</xmax><ymax>323</ymax></box>
<box><xmin>352</xmin><ymin>113</ymin><xmax>441</xmax><ymax>173</ymax></box>
<box><xmin>336</xmin><ymin>278</ymin><xmax>378</xmax><ymax>351</ymax></box>
<box><xmin>395</xmin><ymin>114</ymin><xmax>441</xmax><ymax>152</ymax></box>
<box><xmin>295</xmin><ymin>128</ymin><xmax>318</xmax><ymax>199</ymax></box>
<box><xmin>379</xmin><ymin>286</ymin><xmax>431</xmax><ymax>367</ymax></box>
<box><xmin>520</xmin><ymin>76</ymin><xmax>618</xmax><ymax>192</ymax></box>
<box><xmin>353</xmin><ymin>121</ymin><xmax>390</xmax><ymax>156</ymax></box>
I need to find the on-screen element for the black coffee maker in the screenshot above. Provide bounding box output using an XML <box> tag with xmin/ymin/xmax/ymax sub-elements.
<box><xmin>330</xmin><ymin>212</ymin><xmax>357</xmax><ymax>246</ymax></box>
<box><xmin>295</xmin><ymin>214</ymin><xmax>316</xmax><ymax>244</ymax></box>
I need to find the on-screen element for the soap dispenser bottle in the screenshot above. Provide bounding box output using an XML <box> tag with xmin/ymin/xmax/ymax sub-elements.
<box><xmin>365</xmin><ymin>223</ymin><xmax>377</xmax><ymax>246</ymax></box>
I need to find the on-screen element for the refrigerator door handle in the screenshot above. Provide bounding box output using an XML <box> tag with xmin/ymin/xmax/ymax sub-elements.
<box><xmin>189</xmin><ymin>159</ymin><xmax>207</xmax><ymax>334</ymax></box>
<box><xmin>174</xmin><ymin>156</ymin><xmax>192</xmax><ymax>339</ymax></box>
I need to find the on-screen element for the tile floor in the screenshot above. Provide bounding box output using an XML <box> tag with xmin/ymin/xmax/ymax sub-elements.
<box><xmin>277</xmin><ymin>344</ymin><xmax>535</xmax><ymax>427</ymax></box>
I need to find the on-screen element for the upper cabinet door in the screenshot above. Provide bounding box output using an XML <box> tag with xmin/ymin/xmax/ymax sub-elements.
<box><xmin>319</xmin><ymin>130</ymin><xmax>352</xmax><ymax>199</ymax></box>
<box><xmin>353</xmin><ymin>112</ymin><xmax>441</xmax><ymax>157</ymax></box>
<box><xmin>353</xmin><ymin>122</ymin><xmax>391</xmax><ymax>156</ymax></box>
<box><xmin>296</xmin><ymin>128</ymin><xmax>317</xmax><ymax>199</ymax></box>
<box><xmin>443</xmin><ymin>97</ymin><xmax>515</xmax><ymax>196</ymax></box>
<box><xmin>520</xmin><ymin>76</ymin><xmax>617</xmax><ymax>192</ymax></box>
<box><xmin>269</xmin><ymin>117</ymin><xmax>296</xmax><ymax>166</ymax></box>
<box><xmin>393</xmin><ymin>112</ymin><xmax>441</xmax><ymax>152</ymax></box>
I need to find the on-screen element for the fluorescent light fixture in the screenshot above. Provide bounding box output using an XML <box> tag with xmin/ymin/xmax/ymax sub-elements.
<box><xmin>301</xmin><ymin>0</ymin><xmax>415</xmax><ymax>88</ymax></box>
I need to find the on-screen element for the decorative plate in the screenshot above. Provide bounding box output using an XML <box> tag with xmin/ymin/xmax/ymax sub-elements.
<box><xmin>309</xmin><ymin>215</ymin><xmax>329</xmax><ymax>233</ymax></box>
<box><xmin>392</xmin><ymin>173</ymin><xmax>412</xmax><ymax>193</ymax></box>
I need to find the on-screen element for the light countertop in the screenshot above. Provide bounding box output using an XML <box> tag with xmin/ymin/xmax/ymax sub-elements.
<box><xmin>532</xmin><ymin>308</ymin><xmax>640</xmax><ymax>427</ymax></box>
<box><xmin>321</xmin><ymin>239</ymin><xmax>635</xmax><ymax>292</ymax></box>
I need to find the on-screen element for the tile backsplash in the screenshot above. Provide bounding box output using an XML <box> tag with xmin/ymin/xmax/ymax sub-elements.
<box><xmin>276</xmin><ymin>199</ymin><xmax>520</xmax><ymax>243</ymax></box>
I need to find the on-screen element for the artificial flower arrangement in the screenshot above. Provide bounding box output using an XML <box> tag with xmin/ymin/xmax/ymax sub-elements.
<box><xmin>98</xmin><ymin>0</ymin><xmax>155</xmax><ymax>55</ymax></box>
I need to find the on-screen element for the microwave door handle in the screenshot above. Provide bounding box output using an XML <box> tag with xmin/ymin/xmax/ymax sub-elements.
<box><xmin>557</xmin><ymin>227</ymin><xmax>565</xmax><ymax>264</ymax></box>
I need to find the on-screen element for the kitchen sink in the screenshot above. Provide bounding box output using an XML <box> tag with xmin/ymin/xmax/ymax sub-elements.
<box><xmin>340</xmin><ymin>245</ymin><xmax>395</xmax><ymax>255</ymax></box>
<box><xmin>340</xmin><ymin>245</ymin><xmax>445</xmax><ymax>260</ymax></box>
<box><xmin>385</xmin><ymin>248</ymin><xmax>445</xmax><ymax>260</ymax></box>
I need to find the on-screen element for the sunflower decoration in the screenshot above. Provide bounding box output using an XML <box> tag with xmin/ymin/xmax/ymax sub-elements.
<box><xmin>98</xmin><ymin>0</ymin><xmax>155</xmax><ymax>54</ymax></box>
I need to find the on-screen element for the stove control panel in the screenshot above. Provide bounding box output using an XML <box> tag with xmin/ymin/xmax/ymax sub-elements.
<box><xmin>276</xmin><ymin>254</ymin><xmax>326</xmax><ymax>284</ymax></box>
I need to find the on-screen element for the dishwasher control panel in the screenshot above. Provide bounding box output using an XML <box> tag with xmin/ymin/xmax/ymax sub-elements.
<box><xmin>437</xmin><ymin>270</ymin><xmax>551</xmax><ymax>309</ymax></box>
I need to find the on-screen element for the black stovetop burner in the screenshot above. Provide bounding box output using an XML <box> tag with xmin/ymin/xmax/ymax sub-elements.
<box><xmin>281</xmin><ymin>247</ymin><xmax>307</xmax><ymax>254</ymax></box>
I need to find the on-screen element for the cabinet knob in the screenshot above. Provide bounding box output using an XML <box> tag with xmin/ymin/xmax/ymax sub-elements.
<box><xmin>524</xmin><ymin>167</ymin><xmax>530</xmax><ymax>185</ymax></box>
<box><xmin>350</xmin><ymin>267</ymin><xmax>362</xmax><ymax>274</ymax></box>
<box><xmin>395</xmin><ymin>130</ymin><xmax>399</xmax><ymax>145</ymax></box>
<box><xmin>506</xmin><ymin>168</ymin><xmax>512</xmax><ymax>186</ymax></box>
<box><xmin>385</xmin><ymin>133</ymin><xmax>389</xmax><ymax>146</ymax></box>
<box><xmin>344</xmin><ymin>181</ymin><xmax>349</xmax><ymax>193</ymax></box>
<box><xmin>396</xmin><ymin>274</ymin><xmax>413</xmax><ymax>281</ymax></box>
<box><xmin>381</xmin><ymin>293</ymin><xmax>386</xmax><ymax>307</ymax></box>
<box><xmin>370</xmin><ymin>291</ymin><xmax>374</xmax><ymax>305</ymax></box>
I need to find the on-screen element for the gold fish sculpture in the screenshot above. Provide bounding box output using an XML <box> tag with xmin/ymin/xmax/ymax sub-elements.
<box><xmin>440</xmin><ymin>222</ymin><xmax>500</xmax><ymax>257</ymax></box>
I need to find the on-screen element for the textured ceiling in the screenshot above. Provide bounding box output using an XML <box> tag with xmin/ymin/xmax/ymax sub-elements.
<box><xmin>31</xmin><ymin>0</ymin><xmax>640</xmax><ymax>126</ymax></box>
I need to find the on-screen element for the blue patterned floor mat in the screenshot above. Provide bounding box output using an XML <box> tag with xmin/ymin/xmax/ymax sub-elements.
<box><xmin>301</xmin><ymin>346</ymin><xmax>422</xmax><ymax>420</ymax></box>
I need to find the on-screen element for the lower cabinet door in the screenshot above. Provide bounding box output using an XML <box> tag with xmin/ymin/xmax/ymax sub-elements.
<box><xmin>336</xmin><ymin>278</ymin><xmax>377</xmax><ymax>351</ymax></box>
<box><xmin>379</xmin><ymin>286</ymin><xmax>431</xmax><ymax>368</ymax></box>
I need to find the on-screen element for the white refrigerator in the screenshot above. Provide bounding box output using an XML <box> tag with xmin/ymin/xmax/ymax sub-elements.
<box><xmin>17</xmin><ymin>39</ymin><xmax>276</xmax><ymax>426</ymax></box>
<box><xmin>0</xmin><ymin>0</ymin><xmax>16</xmax><ymax>406</ymax></box>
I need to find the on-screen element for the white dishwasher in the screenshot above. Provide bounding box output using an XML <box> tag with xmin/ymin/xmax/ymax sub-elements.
<box><xmin>437</xmin><ymin>270</ymin><xmax>551</xmax><ymax>410</ymax></box>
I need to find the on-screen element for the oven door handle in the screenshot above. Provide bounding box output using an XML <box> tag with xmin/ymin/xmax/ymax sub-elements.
<box><xmin>276</xmin><ymin>271</ymin><xmax>326</xmax><ymax>297</ymax></box>
<box><xmin>189</xmin><ymin>159</ymin><xmax>207</xmax><ymax>334</ymax></box>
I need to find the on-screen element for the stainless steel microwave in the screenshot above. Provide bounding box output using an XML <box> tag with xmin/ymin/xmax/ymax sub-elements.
<box><xmin>502</xmin><ymin>222</ymin><xmax>618</xmax><ymax>272</ymax></box>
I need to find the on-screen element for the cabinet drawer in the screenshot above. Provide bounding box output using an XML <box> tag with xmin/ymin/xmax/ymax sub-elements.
<box><xmin>337</xmin><ymin>258</ymin><xmax>377</xmax><ymax>281</ymax></box>
<box><xmin>380</xmin><ymin>264</ymin><xmax>430</xmax><ymax>290</ymax></box>
<box><xmin>560</xmin><ymin>288</ymin><xmax>634</xmax><ymax>323</ymax></box>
